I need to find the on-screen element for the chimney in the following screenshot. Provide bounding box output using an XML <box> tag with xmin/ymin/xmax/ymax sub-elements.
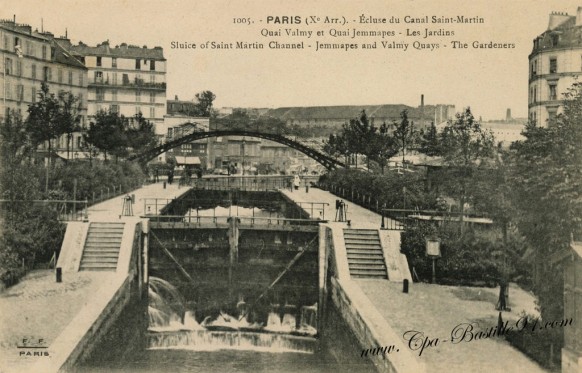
<box><xmin>577</xmin><ymin>7</ymin><xmax>582</xmax><ymax>26</ymax></box>
<box><xmin>506</xmin><ymin>108</ymin><xmax>512</xmax><ymax>121</ymax></box>
<box><xmin>421</xmin><ymin>94</ymin><xmax>424</xmax><ymax>107</ymax></box>
<box><xmin>175</xmin><ymin>95</ymin><xmax>178</xmax><ymax>100</ymax></box>
<box><xmin>548</xmin><ymin>11</ymin><xmax>570</xmax><ymax>30</ymax></box>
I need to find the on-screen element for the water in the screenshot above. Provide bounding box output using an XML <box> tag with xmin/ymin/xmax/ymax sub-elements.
<box><xmin>87</xmin><ymin>349</ymin><xmax>341</xmax><ymax>373</ymax></box>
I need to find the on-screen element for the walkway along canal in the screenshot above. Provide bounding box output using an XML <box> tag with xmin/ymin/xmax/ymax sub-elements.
<box><xmin>5</xmin><ymin>178</ymin><xmax>546</xmax><ymax>373</ymax></box>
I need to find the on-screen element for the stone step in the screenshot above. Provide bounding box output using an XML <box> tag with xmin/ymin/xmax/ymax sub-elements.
<box><xmin>344</xmin><ymin>243</ymin><xmax>382</xmax><ymax>249</ymax></box>
<box><xmin>81</xmin><ymin>257</ymin><xmax>119</xmax><ymax>263</ymax></box>
<box><xmin>85</xmin><ymin>238</ymin><xmax>123</xmax><ymax>244</ymax></box>
<box><xmin>350</xmin><ymin>268</ymin><xmax>387</xmax><ymax>276</ymax></box>
<box><xmin>344</xmin><ymin>238</ymin><xmax>381</xmax><ymax>244</ymax></box>
<box><xmin>79</xmin><ymin>262</ymin><xmax>117</xmax><ymax>268</ymax></box>
<box><xmin>351</xmin><ymin>273</ymin><xmax>388</xmax><ymax>279</ymax></box>
<box><xmin>79</xmin><ymin>265</ymin><xmax>117</xmax><ymax>271</ymax></box>
<box><xmin>84</xmin><ymin>243</ymin><xmax>121</xmax><ymax>249</ymax></box>
<box><xmin>348</xmin><ymin>258</ymin><xmax>386</xmax><ymax>265</ymax></box>
<box><xmin>348</xmin><ymin>263</ymin><xmax>387</xmax><ymax>270</ymax></box>
<box><xmin>343</xmin><ymin>229</ymin><xmax>378</xmax><ymax>235</ymax></box>
<box><xmin>82</xmin><ymin>251</ymin><xmax>120</xmax><ymax>257</ymax></box>
<box><xmin>345</xmin><ymin>248</ymin><xmax>383</xmax><ymax>254</ymax></box>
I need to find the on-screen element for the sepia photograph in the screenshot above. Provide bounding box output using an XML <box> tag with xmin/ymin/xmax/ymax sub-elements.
<box><xmin>1</xmin><ymin>0</ymin><xmax>582</xmax><ymax>372</ymax></box>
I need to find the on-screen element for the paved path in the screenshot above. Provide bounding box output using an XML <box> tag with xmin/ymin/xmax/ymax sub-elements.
<box><xmin>0</xmin><ymin>270</ymin><xmax>113</xmax><ymax>373</ymax></box>
<box><xmin>280</xmin><ymin>187</ymin><xmax>398</xmax><ymax>229</ymax></box>
<box><xmin>358</xmin><ymin>280</ymin><xmax>547</xmax><ymax>373</ymax></box>
<box><xmin>88</xmin><ymin>181</ymin><xmax>190</xmax><ymax>220</ymax></box>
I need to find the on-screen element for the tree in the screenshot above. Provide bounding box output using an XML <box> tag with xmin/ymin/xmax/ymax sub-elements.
<box><xmin>56</xmin><ymin>91</ymin><xmax>82</xmax><ymax>160</ymax></box>
<box><xmin>126</xmin><ymin>112</ymin><xmax>158</xmax><ymax>157</ymax></box>
<box><xmin>510</xmin><ymin>83</ymin><xmax>582</xmax><ymax>331</ymax></box>
<box><xmin>418</xmin><ymin>121</ymin><xmax>441</xmax><ymax>157</ymax></box>
<box><xmin>84</xmin><ymin>109</ymin><xmax>128</xmax><ymax>162</ymax></box>
<box><xmin>195</xmin><ymin>90</ymin><xmax>216</xmax><ymax>117</ymax></box>
<box><xmin>0</xmin><ymin>111</ymin><xmax>38</xmax><ymax>202</ymax></box>
<box><xmin>437</xmin><ymin>108</ymin><xmax>495</xmax><ymax>231</ymax></box>
<box><xmin>26</xmin><ymin>82</ymin><xmax>63</xmax><ymax>162</ymax></box>
<box><xmin>371</xmin><ymin>122</ymin><xmax>399</xmax><ymax>174</ymax></box>
<box><xmin>393</xmin><ymin>110</ymin><xmax>416</xmax><ymax>166</ymax></box>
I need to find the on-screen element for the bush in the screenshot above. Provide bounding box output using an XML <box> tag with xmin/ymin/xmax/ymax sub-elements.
<box><xmin>319</xmin><ymin>168</ymin><xmax>437</xmax><ymax>210</ymax></box>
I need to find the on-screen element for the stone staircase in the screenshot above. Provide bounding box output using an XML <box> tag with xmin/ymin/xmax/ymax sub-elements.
<box><xmin>343</xmin><ymin>229</ymin><xmax>388</xmax><ymax>279</ymax></box>
<box><xmin>79</xmin><ymin>222</ymin><xmax>125</xmax><ymax>271</ymax></box>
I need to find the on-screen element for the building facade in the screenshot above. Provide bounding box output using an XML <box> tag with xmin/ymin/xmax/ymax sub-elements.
<box><xmin>68</xmin><ymin>40</ymin><xmax>166</xmax><ymax>128</ymax></box>
<box><xmin>529</xmin><ymin>9</ymin><xmax>582</xmax><ymax>126</ymax></box>
<box><xmin>0</xmin><ymin>19</ymin><xmax>88</xmax><ymax>154</ymax></box>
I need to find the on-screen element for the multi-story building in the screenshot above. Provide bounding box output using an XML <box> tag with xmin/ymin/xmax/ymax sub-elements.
<box><xmin>529</xmin><ymin>8</ymin><xmax>582</xmax><ymax>126</ymax></box>
<box><xmin>0</xmin><ymin>19</ymin><xmax>88</xmax><ymax>155</ymax></box>
<box><xmin>67</xmin><ymin>40</ymin><xmax>166</xmax><ymax>128</ymax></box>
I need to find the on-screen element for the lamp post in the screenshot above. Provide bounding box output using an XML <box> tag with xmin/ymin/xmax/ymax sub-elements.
<box><xmin>425</xmin><ymin>237</ymin><xmax>441</xmax><ymax>284</ymax></box>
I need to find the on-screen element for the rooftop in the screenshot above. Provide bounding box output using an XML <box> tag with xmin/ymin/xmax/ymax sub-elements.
<box><xmin>70</xmin><ymin>40</ymin><xmax>165</xmax><ymax>60</ymax></box>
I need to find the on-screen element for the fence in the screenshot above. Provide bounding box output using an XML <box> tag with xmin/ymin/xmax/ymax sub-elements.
<box><xmin>0</xmin><ymin>199</ymin><xmax>89</xmax><ymax>222</ymax></box>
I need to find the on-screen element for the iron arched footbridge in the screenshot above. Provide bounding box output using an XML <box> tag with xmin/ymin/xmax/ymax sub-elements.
<box><xmin>129</xmin><ymin>130</ymin><xmax>346</xmax><ymax>170</ymax></box>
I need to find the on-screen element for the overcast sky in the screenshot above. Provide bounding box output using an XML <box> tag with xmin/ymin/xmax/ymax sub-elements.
<box><xmin>7</xmin><ymin>0</ymin><xmax>582</xmax><ymax>120</ymax></box>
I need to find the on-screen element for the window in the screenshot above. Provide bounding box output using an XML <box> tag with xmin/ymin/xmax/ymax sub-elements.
<box><xmin>112</xmin><ymin>57</ymin><xmax>117</xmax><ymax>68</ymax></box>
<box><xmin>150</xmin><ymin>107</ymin><xmax>155</xmax><ymax>118</ymax></box>
<box><xmin>110</xmin><ymin>104</ymin><xmax>119</xmax><ymax>113</ymax></box>
<box><xmin>181</xmin><ymin>144</ymin><xmax>192</xmax><ymax>152</ymax></box>
<box><xmin>50</xmin><ymin>47</ymin><xmax>55</xmax><ymax>60</ymax></box>
<box><xmin>549</xmin><ymin>84</ymin><xmax>557</xmax><ymax>100</ymax></box>
<box><xmin>549</xmin><ymin>57</ymin><xmax>557</xmax><ymax>74</ymax></box>
<box><xmin>135</xmin><ymin>59</ymin><xmax>141</xmax><ymax>69</ymax></box>
<box><xmin>43</xmin><ymin>66</ymin><xmax>51</xmax><ymax>81</ymax></box>
<box><xmin>14</xmin><ymin>37</ymin><xmax>19</xmax><ymax>47</ymax></box>
<box><xmin>112</xmin><ymin>90</ymin><xmax>117</xmax><ymax>101</ymax></box>
<box><xmin>68</xmin><ymin>71</ymin><xmax>73</xmax><ymax>85</ymax></box>
<box><xmin>42</xmin><ymin>45</ymin><xmax>47</xmax><ymax>59</ymax></box>
<box><xmin>78</xmin><ymin>93</ymin><xmax>83</xmax><ymax>108</ymax></box>
<box><xmin>17</xmin><ymin>85</ymin><xmax>23</xmax><ymax>102</ymax></box>
<box><xmin>5</xmin><ymin>82</ymin><xmax>11</xmax><ymax>99</ymax></box>
<box><xmin>16</xmin><ymin>60</ymin><xmax>21</xmax><ymax>76</ymax></box>
<box><xmin>551</xmin><ymin>34</ymin><xmax>559</xmax><ymax>47</ymax></box>
<box><xmin>31</xmin><ymin>87</ymin><xmax>36</xmax><ymax>103</ymax></box>
<box><xmin>95</xmin><ymin>71</ymin><xmax>103</xmax><ymax>83</ymax></box>
<box><xmin>96</xmin><ymin>56</ymin><xmax>102</xmax><ymax>67</ymax></box>
<box><xmin>150</xmin><ymin>60</ymin><xmax>155</xmax><ymax>71</ymax></box>
<box><xmin>3</xmin><ymin>36</ymin><xmax>8</xmax><ymax>50</ymax></box>
<box><xmin>112</xmin><ymin>73</ymin><xmax>118</xmax><ymax>85</ymax></box>
<box><xmin>79</xmin><ymin>73</ymin><xmax>84</xmax><ymax>86</ymax></box>
<box><xmin>5</xmin><ymin>58</ymin><xmax>12</xmax><ymax>75</ymax></box>
<box><xmin>149</xmin><ymin>92</ymin><xmax>155</xmax><ymax>103</ymax></box>
<box><xmin>58</xmin><ymin>69</ymin><xmax>63</xmax><ymax>83</ymax></box>
<box><xmin>150</xmin><ymin>74</ymin><xmax>155</xmax><ymax>83</ymax></box>
<box><xmin>136</xmin><ymin>91</ymin><xmax>141</xmax><ymax>102</ymax></box>
<box><xmin>96</xmin><ymin>88</ymin><xmax>104</xmax><ymax>101</ymax></box>
<box><xmin>135</xmin><ymin>106</ymin><xmax>141</xmax><ymax>115</ymax></box>
<box><xmin>32</xmin><ymin>64</ymin><xmax>36</xmax><ymax>79</ymax></box>
<box><xmin>533</xmin><ymin>87</ymin><xmax>537</xmax><ymax>103</ymax></box>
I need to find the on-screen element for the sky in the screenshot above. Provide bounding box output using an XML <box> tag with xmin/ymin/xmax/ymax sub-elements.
<box><xmin>6</xmin><ymin>0</ymin><xmax>582</xmax><ymax>120</ymax></box>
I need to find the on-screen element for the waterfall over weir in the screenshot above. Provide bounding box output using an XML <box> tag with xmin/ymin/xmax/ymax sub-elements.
<box><xmin>148</xmin><ymin>277</ymin><xmax>318</xmax><ymax>353</ymax></box>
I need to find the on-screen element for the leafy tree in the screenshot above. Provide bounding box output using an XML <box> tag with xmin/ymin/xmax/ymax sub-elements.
<box><xmin>84</xmin><ymin>109</ymin><xmax>128</xmax><ymax>162</ymax></box>
<box><xmin>510</xmin><ymin>83</ymin><xmax>582</xmax><ymax>332</ymax></box>
<box><xmin>393</xmin><ymin>110</ymin><xmax>416</xmax><ymax>165</ymax></box>
<box><xmin>195</xmin><ymin>90</ymin><xmax>216</xmax><ymax>117</ymax></box>
<box><xmin>25</xmin><ymin>82</ymin><xmax>62</xmax><ymax>162</ymax></box>
<box><xmin>437</xmin><ymin>107</ymin><xmax>495</xmax><ymax>230</ymax></box>
<box><xmin>126</xmin><ymin>112</ymin><xmax>158</xmax><ymax>156</ymax></box>
<box><xmin>418</xmin><ymin>121</ymin><xmax>441</xmax><ymax>157</ymax></box>
<box><xmin>56</xmin><ymin>90</ymin><xmax>82</xmax><ymax>160</ymax></box>
<box><xmin>371</xmin><ymin>121</ymin><xmax>399</xmax><ymax>174</ymax></box>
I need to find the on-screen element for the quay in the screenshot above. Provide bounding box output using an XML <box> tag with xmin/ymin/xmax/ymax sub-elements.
<box><xmin>0</xmin><ymin>180</ymin><xmax>547</xmax><ymax>373</ymax></box>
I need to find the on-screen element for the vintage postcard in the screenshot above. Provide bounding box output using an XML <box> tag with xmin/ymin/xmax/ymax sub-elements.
<box><xmin>1</xmin><ymin>0</ymin><xmax>581</xmax><ymax>372</ymax></box>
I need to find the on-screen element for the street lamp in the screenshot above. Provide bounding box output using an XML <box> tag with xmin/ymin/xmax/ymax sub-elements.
<box><xmin>425</xmin><ymin>237</ymin><xmax>441</xmax><ymax>284</ymax></box>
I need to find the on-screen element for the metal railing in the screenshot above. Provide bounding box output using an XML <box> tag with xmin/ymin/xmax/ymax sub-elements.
<box><xmin>145</xmin><ymin>214</ymin><xmax>322</xmax><ymax>227</ymax></box>
<box><xmin>0</xmin><ymin>199</ymin><xmax>89</xmax><ymax>221</ymax></box>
